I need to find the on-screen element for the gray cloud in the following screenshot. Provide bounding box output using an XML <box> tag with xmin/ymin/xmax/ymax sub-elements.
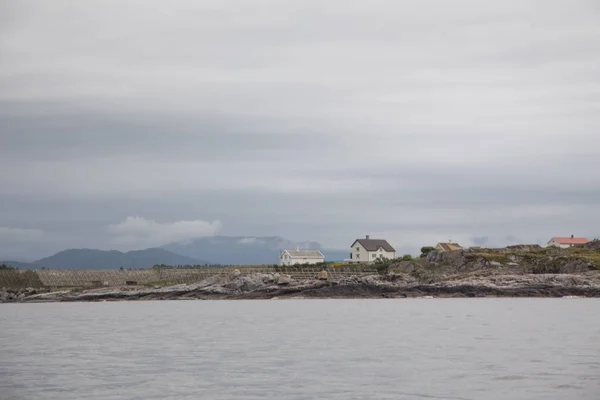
<box><xmin>1</xmin><ymin>0</ymin><xmax>599</xmax><ymax>259</ymax></box>
<box><xmin>107</xmin><ymin>216</ymin><xmax>221</xmax><ymax>248</ymax></box>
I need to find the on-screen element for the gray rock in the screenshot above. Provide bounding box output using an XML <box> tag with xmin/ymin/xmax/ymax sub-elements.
<box><xmin>224</xmin><ymin>275</ymin><xmax>271</xmax><ymax>292</ymax></box>
<box><xmin>360</xmin><ymin>275</ymin><xmax>381</xmax><ymax>285</ymax></box>
<box><xmin>277</xmin><ymin>274</ymin><xmax>292</xmax><ymax>285</ymax></box>
<box><xmin>261</xmin><ymin>274</ymin><xmax>276</xmax><ymax>284</ymax></box>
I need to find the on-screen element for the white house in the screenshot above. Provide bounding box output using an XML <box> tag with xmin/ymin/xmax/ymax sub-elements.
<box><xmin>547</xmin><ymin>235</ymin><xmax>590</xmax><ymax>248</ymax></box>
<box><xmin>279</xmin><ymin>248</ymin><xmax>325</xmax><ymax>266</ymax></box>
<box><xmin>345</xmin><ymin>235</ymin><xmax>396</xmax><ymax>264</ymax></box>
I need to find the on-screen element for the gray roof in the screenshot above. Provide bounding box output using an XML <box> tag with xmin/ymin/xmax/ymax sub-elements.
<box><xmin>283</xmin><ymin>249</ymin><xmax>325</xmax><ymax>259</ymax></box>
<box><xmin>352</xmin><ymin>239</ymin><xmax>395</xmax><ymax>252</ymax></box>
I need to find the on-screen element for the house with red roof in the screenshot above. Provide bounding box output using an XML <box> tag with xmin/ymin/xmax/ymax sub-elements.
<box><xmin>546</xmin><ymin>235</ymin><xmax>590</xmax><ymax>248</ymax></box>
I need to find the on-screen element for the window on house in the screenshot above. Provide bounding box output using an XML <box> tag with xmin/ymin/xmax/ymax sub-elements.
<box><xmin>356</xmin><ymin>247</ymin><xmax>359</xmax><ymax>251</ymax></box>
<box><xmin>356</xmin><ymin>254</ymin><xmax>360</xmax><ymax>259</ymax></box>
<box><xmin>350</xmin><ymin>253</ymin><xmax>352</xmax><ymax>259</ymax></box>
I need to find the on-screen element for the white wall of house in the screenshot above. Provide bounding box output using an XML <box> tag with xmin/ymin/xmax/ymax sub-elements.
<box><xmin>349</xmin><ymin>242</ymin><xmax>396</xmax><ymax>264</ymax></box>
<box><xmin>279</xmin><ymin>252</ymin><xmax>324</xmax><ymax>266</ymax></box>
<box><xmin>547</xmin><ymin>239</ymin><xmax>572</xmax><ymax>249</ymax></box>
<box><xmin>349</xmin><ymin>241</ymin><xmax>367</xmax><ymax>263</ymax></box>
<box><xmin>368</xmin><ymin>248</ymin><xmax>396</xmax><ymax>262</ymax></box>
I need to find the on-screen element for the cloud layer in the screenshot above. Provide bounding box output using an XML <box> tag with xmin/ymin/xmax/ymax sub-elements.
<box><xmin>0</xmin><ymin>226</ymin><xmax>45</xmax><ymax>242</ymax></box>
<box><xmin>1</xmin><ymin>0</ymin><xmax>599</xmax><ymax>258</ymax></box>
<box><xmin>107</xmin><ymin>217</ymin><xmax>221</xmax><ymax>249</ymax></box>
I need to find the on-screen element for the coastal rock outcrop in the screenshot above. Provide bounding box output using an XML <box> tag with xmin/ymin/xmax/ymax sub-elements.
<box><xmin>1</xmin><ymin>286</ymin><xmax>50</xmax><ymax>303</ymax></box>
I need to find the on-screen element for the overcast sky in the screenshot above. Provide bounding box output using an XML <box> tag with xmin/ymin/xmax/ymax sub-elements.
<box><xmin>1</xmin><ymin>0</ymin><xmax>600</xmax><ymax>260</ymax></box>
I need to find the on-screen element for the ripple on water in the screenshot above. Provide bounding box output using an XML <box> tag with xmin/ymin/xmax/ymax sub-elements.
<box><xmin>493</xmin><ymin>375</ymin><xmax>528</xmax><ymax>381</ymax></box>
<box><xmin>555</xmin><ymin>384</ymin><xmax>583</xmax><ymax>390</ymax></box>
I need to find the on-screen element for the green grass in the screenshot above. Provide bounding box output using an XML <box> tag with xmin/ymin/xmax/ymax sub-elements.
<box><xmin>567</xmin><ymin>248</ymin><xmax>600</xmax><ymax>268</ymax></box>
<box><xmin>477</xmin><ymin>247</ymin><xmax>600</xmax><ymax>269</ymax></box>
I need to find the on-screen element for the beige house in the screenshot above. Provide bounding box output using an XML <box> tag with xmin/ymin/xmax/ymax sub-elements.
<box><xmin>435</xmin><ymin>241</ymin><xmax>464</xmax><ymax>252</ymax></box>
<box><xmin>279</xmin><ymin>248</ymin><xmax>325</xmax><ymax>266</ymax></box>
<box><xmin>345</xmin><ymin>235</ymin><xmax>396</xmax><ymax>264</ymax></box>
<box><xmin>547</xmin><ymin>235</ymin><xmax>590</xmax><ymax>248</ymax></box>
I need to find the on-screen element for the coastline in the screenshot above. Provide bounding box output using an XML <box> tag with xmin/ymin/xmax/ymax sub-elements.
<box><xmin>4</xmin><ymin>271</ymin><xmax>600</xmax><ymax>303</ymax></box>
<box><xmin>4</xmin><ymin>244</ymin><xmax>600</xmax><ymax>303</ymax></box>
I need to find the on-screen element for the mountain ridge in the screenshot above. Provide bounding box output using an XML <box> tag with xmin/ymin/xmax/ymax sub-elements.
<box><xmin>33</xmin><ymin>248</ymin><xmax>206</xmax><ymax>270</ymax></box>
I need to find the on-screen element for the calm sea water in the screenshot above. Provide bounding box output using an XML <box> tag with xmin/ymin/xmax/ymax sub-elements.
<box><xmin>1</xmin><ymin>299</ymin><xmax>599</xmax><ymax>400</ymax></box>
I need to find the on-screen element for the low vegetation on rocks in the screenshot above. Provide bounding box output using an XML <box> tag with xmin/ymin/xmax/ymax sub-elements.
<box><xmin>368</xmin><ymin>245</ymin><xmax>600</xmax><ymax>285</ymax></box>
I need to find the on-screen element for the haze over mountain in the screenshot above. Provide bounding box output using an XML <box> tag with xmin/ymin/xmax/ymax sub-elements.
<box><xmin>162</xmin><ymin>236</ymin><xmax>349</xmax><ymax>265</ymax></box>
<box><xmin>33</xmin><ymin>248</ymin><xmax>205</xmax><ymax>270</ymax></box>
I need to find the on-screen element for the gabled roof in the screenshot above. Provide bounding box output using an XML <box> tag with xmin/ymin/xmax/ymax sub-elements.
<box><xmin>352</xmin><ymin>239</ymin><xmax>395</xmax><ymax>252</ymax></box>
<box><xmin>436</xmin><ymin>242</ymin><xmax>463</xmax><ymax>252</ymax></box>
<box><xmin>550</xmin><ymin>237</ymin><xmax>590</xmax><ymax>245</ymax></box>
<box><xmin>282</xmin><ymin>249</ymin><xmax>324</xmax><ymax>259</ymax></box>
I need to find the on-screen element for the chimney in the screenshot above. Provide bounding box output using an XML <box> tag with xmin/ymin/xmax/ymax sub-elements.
<box><xmin>571</xmin><ymin>234</ymin><xmax>574</xmax><ymax>239</ymax></box>
<box><xmin>366</xmin><ymin>235</ymin><xmax>370</xmax><ymax>240</ymax></box>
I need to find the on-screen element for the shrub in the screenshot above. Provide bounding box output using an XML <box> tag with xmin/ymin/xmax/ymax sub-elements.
<box><xmin>420</xmin><ymin>247</ymin><xmax>436</xmax><ymax>258</ymax></box>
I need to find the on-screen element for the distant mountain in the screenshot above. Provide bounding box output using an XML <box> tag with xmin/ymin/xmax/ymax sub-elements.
<box><xmin>33</xmin><ymin>248</ymin><xmax>207</xmax><ymax>270</ymax></box>
<box><xmin>162</xmin><ymin>235</ymin><xmax>349</xmax><ymax>265</ymax></box>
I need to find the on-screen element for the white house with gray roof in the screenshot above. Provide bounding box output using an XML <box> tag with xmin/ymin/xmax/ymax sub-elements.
<box><xmin>345</xmin><ymin>235</ymin><xmax>396</xmax><ymax>264</ymax></box>
<box><xmin>279</xmin><ymin>248</ymin><xmax>325</xmax><ymax>266</ymax></box>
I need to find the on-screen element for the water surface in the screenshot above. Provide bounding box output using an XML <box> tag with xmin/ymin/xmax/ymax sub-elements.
<box><xmin>1</xmin><ymin>299</ymin><xmax>599</xmax><ymax>400</ymax></box>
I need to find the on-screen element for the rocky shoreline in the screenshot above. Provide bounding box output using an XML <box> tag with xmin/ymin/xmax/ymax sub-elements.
<box><xmin>3</xmin><ymin>244</ymin><xmax>600</xmax><ymax>303</ymax></box>
<box><xmin>3</xmin><ymin>271</ymin><xmax>600</xmax><ymax>303</ymax></box>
